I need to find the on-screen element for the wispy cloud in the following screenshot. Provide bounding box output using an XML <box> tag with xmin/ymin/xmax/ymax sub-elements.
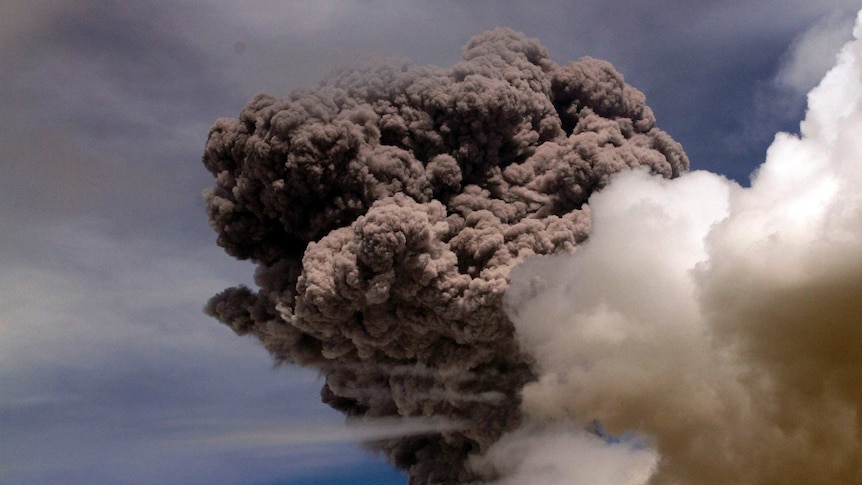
<box><xmin>172</xmin><ymin>416</ymin><xmax>465</xmax><ymax>449</ymax></box>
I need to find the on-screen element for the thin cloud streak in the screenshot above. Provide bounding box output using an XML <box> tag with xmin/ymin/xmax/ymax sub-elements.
<box><xmin>173</xmin><ymin>417</ymin><xmax>466</xmax><ymax>449</ymax></box>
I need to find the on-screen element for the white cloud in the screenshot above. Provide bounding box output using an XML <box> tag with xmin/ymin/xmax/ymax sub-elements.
<box><xmin>493</xmin><ymin>10</ymin><xmax>862</xmax><ymax>483</ymax></box>
<box><xmin>775</xmin><ymin>12</ymin><xmax>856</xmax><ymax>95</ymax></box>
<box><xmin>473</xmin><ymin>425</ymin><xmax>657</xmax><ymax>485</ymax></box>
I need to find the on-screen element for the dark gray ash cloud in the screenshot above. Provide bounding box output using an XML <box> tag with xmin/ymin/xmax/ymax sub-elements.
<box><xmin>202</xmin><ymin>28</ymin><xmax>687</xmax><ymax>483</ymax></box>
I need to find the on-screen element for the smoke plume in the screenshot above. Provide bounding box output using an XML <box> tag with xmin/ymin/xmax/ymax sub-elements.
<box><xmin>201</xmin><ymin>28</ymin><xmax>687</xmax><ymax>482</ymax></box>
<box><xmin>490</xmin><ymin>10</ymin><xmax>862</xmax><ymax>484</ymax></box>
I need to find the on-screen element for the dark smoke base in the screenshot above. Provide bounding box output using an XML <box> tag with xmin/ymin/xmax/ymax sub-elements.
<box><xmin>202</xmin><ymin>28</ymin><xmax>687</xmax><ymax>483</ymax></box>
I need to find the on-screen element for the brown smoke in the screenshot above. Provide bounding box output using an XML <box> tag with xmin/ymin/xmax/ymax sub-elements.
<box><xmin>201</xmin><ymin>28</ymin><xmax>687</xmax><ymax>483</ymax></box>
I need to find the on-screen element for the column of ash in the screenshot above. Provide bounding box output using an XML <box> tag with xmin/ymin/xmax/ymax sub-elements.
<box><xmin>202</xmin><ymin>28</ymin><xmax>688</xmax><ymax>484</ymax></box>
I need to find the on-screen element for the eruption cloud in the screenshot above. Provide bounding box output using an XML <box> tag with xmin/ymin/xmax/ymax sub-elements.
<box><xmin>494</xmin><ymin>10</ymin><xmax>862</xmax><ymax>484</ymax></box>
<box><xmin>201</xmin><ymin>29</ymin><xmax>687</xmax><ymax>483</ymax></box>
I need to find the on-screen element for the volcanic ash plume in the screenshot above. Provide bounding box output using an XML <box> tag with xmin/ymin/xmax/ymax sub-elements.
<box><xmin>492</xmin><ymin>11</ymin><xmax>862</xmax><ymax>484</ymax></box>
<box><xmin>201</xmin><ymin>28</ymin><xmax>687</xmax><ymax>482</ymax></box>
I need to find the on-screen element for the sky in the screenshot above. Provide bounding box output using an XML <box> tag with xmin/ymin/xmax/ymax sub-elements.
<box><xmin>1</xmin><ymin>1</ymin><xmax>860</xmax><ymax>484</ymax></box>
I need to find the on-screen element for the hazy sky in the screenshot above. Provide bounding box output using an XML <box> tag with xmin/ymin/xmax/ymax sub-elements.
<box><xmin>1</xmin><ymin>1</ymin><xmax>859</xmax><ymax>484</ymax></box>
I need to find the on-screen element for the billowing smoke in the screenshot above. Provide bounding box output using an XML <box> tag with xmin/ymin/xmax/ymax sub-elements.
<box><xmin>201</xmin><ymin>28</ymin><xmax>687</xmax><ymax>482</ymax></box>
<box><xmin>487</xmin><ymin>10</ymin><xmax>862</xmax><ymax>484</ymax></box>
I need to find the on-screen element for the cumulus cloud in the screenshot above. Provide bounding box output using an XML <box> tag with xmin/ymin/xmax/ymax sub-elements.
<box><xmin>472</xmin><ymin>424</ymin><xmax>657</xmax><ymax>485</ymax></box>
<box><xmin>498</xmin><ymin>10</ymin><xmax>862</xmax><ymax>484</ymax></box>
<box><xmin>201</xmin><ymin>28</ymin><xmax>687</xmax><ymax>482</ymax></box>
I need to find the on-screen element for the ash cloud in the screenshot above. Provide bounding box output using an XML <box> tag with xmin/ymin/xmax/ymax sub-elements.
<box><xmin>497</xmin><ymin>10</ymin><xmax>862</xmax><ymax>484</ymax></box>
<box><xmin>201</xmin><ymin>28</ymin><xmax>687</xmax><ymax>483</ymax></box>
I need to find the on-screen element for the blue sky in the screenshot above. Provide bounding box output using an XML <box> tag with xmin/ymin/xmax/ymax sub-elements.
<box><xmin>1</xmin><ymin>1</ymin><xmax>859</xmax><ymax>483</ymax></box>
